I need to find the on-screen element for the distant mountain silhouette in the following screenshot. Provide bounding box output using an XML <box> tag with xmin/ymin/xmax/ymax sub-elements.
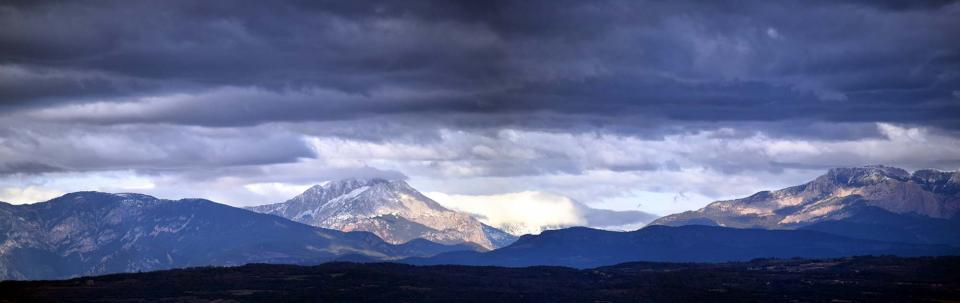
<box><xmin>406</xmin><ymin>225</ymin><xmax>958</xmax><ymax>268</ymax></box>
<box><xmin>3</xmin><ymin>165</ymin><xmax>958</xmax><ymax>280</ymax></box>
<box><xmin>799</xmin><ymin>205</ymin><xmax>960</xmax><ymax>245</ymax></box>
<box><xmin>0</xmin><ymin>192</ymin><xmax>473</xmax><ymax>280</ymax></box>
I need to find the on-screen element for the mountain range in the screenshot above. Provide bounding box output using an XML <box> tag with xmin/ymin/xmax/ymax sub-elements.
<box><xmin>402</xmin><ymin>166</ymin><xmax>960</xmax><ymax>268</ymax></box>
<box><xmin>1</xmin><ymin>165</ymin><xmax>958</xmax><ymax>280</ymax></box>
<box><xmin>247</xmin><ymin>179</ymin><xmax>516</xmax><ymax>250</ymax></box>
<box><xmin>652</xmin><ymin>165</ymin><xmax>960</xmax><ymax>245</ymax></box>
<box><xmin>406</xmin><ymin>224</ymin><xmax>958</xmax><ymax>268</ymax></box>
<box><xmin>0</xmin><ymin>192</ymin><xmax>473</xmax><ymax>280</ymax></box>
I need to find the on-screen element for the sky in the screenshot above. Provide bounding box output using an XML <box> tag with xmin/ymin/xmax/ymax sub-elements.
<box><xmin>1</xmin><ymin>1</ymin><xmax>959</xmax><ymax>223</ymax></box>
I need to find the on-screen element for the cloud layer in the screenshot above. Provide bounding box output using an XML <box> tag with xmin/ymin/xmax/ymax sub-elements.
<box><xmin>426</xmin><ymin>191</ymin><xmax>658</xmax><ymax>235</ymax></box>
<box><xmin>1</xmin><ymin>1</ymin><xmax>958</xmax><ymax>224</ymax></box>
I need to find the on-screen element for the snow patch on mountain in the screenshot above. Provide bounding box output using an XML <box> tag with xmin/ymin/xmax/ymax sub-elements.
<box><xmin>652</xmin><ymin>165</ymin><xmax>960</xmax><ymax>229</ymax></box>
<box><xmin>249</xmin><ymin>179</ymin><xmax>515</xmax><ymax>249</ymax></box>
<box><xmin>0</xmin><ymin>191</ymin><xmax>473</xmax><ymax>280</ymax></box>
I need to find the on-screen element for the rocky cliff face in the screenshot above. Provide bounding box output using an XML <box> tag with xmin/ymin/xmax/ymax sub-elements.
<box><xmin>652</xmin><ymin>166</ymin><xmax>960</xmax><ymax>229</ymax></box>
<box><xmin>249</xmin><ymin>179</ymin><xmax>515</xmax><ymax>250</ymax></box>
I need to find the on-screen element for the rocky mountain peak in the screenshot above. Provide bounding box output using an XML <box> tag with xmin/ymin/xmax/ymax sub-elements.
<box><xmin>320</xmin><ymin>177</ymin><xmax>395</xmax><ymax>189</ymax></box>
<box><xmin>652</xmin><ymin>165</ymin><xmax>960</xmax><ymax>229</ymax></box>
<box><xmin>911</xmin><ymin>169</ymin><xmax>960</xmax><ymax>195</ymax></box>
<box><xmin>300</xmin><ymin>178</ymin><xmax>392</xmax><ymax>196</ymax></box>
<box><xmin>43</xmin><ymin>192</ymin><xmax>164</xmax><ymax>210</ymax></box>
<box><xmin>249</xmin><ymin>178</ymin><xmax>516</xmax><ymax>250</ymax></box>
<box><xmin>823</xmin><ymin>165</ymin><xmax>910</xmax><ymax>186</ymax></box>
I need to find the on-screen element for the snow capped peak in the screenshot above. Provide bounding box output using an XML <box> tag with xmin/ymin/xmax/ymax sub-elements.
<box><xmin>288</xmin><ymin>178</ymin><xmax>416</xmax><ymax>208</ymax></box>
<box><xmin>910</xmin><ymin>169</ymin><xmax>960</xmax><ymax>195</ymax></box>
<box><xmin>300</xmin><ymin>178</ymin><xmax>407</xmax><ymax>197</ymax></box>
<box><xmin>911</xmin><ymin>169</ymin><xmax>960</xmax><ymax>183</ymax></box>
<box><xmin>329</xmin><ymin>177</ymin><xmax>404</xmax><ymax>186</ymax></box>
<box><xmin>653</xmin><ymin>165</ymin><xmax>960</xmax><ymax>228</ymax></box>
<box><xmin>248</xmin><ymin>177</ymin><xmax>513</xmax><ymax>249</ymax></box>
<box><xmin>824</xmin><ymin>165</ymin><xmax>910</xmax><ymax>186</ymax></box>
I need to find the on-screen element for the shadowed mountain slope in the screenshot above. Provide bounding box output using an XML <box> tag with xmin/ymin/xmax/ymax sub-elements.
<box><xmin>0</xmin><ymin>192</ymin><xmax>472</xmax><ymax>280</ymax></box>
<box><xmin>406</xmin><ymin>225</ymin><xmax>958</xmax><ymax>268</ymax></box>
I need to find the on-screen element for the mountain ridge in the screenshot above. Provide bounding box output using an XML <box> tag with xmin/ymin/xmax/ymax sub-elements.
<box><xmin>0</xmin><ymin>191</ymin><xmax>473</xmax><ymax>280</ymax></box>
<box><xmin>406</xmin><ymin>224</ymin><xmax>959</xmax><ymax>268</ymax></box>
<box><xmin>653</xmin><ymin>166</ymin><xmax>959</xmax><ymax>225</ymax></box>
<box><xmin>248</xmin><ymin>178</ymin><xmax>516</xmax><ymax>250</ymax></box>
<box><xmin>651</xmin><ymin>165</ymin><xmax>960</xmax><ymax>245</ymax></box>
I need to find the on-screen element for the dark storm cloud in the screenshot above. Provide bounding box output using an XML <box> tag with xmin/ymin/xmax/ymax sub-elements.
<box><xmin>0</xmin><ymin>0</ymin><xmax>508</xmax><ymax>103</ymax></box>
<box><xmin>0</xmin><ymin>161</ymin><xmax>63</xmax><ymax>175</ymax></box>
<box><xmin>0</xmin><ymin>121</ymin><xmax>316</xmax><ymax>172</ymax></box>
<box><xmin>2</xmin><ymin>0</ymin><xmax>958</xmax><ymax>131</ymax></box>
<box><xmin>135</xmin><ymin>163</ymin><xmax>406</xmax><ymax>185</ymax></box>
<box><xmin>0</xmin><ymin>65</ymin><xmax>165</xmax><ymax>108</ymax></box>
<box><xmin>837</xmin><ymin>0</ymin><xmax>958</xmax><ymax>11</ymax></box>
<box><xmin>0</xmin><ymin>0</ymin><xmax>959</xmax><ymax>181</ymax></box>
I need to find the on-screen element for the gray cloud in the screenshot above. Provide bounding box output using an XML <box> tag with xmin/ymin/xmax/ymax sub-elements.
<box><xmin>0</xmin><ymin>121</ymin><xmax>316</xmax><ymax>172</ymax></box>
<box><xmin>1</xmin><ymin>0</ymin><xmax>957</xmax><ymax>131</ymax></box>
<box><xmin>0</xmin><ymin>161</ymin><xmax>63</xmax><ymax>175</ymax></box>
<box><xmin>0</xmin><ymin>0</ymin><xmax>958</xmax><ymax>214</ymax></box>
